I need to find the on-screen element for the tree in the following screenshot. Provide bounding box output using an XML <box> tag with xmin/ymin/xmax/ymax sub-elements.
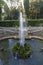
<box><xmin>4</xmin><ymin>8</ymin><xmax>19</xmax><ymax>20</ymax></box>
<box><xmin>0</xmin><ymin>0</ymin><xmax>9</xmax><ymax>20</ymax></box>
<box><xmin>11</xmin><ymin>9</ymin><xmax>19</xmax><ymax>20</ymax></box>
<box><xmin>7</xmin><ymin>0</ymin><xmax>16</xmax><ymax>19</ymax></box>
<box><xmin>0</xmin><ymin>0</ymin><xmax>4</xmax><ymax>20</ymax></box>
<box><xmin>24</xmin><ymin>0</ymin><xmax>29</xmax><ymax>18</ymax></box>
<box><xmin>0</xmin><ymin>1</ymin><xmax>1</xmax><ymax>20</ymax></box>
<box><xmin>3</xmin><ymin>3</ymin><xmax>10</xmax><ymax>20</ymax></box>
<box><xmin>29</xmin><ymin>0</ymin><xmax>40</xmax><ymax>19</ymax></box>
<box><xmin>6</xmin><ymin>0</ymin><xmax>20</xmax><ymax>20</ymax></box>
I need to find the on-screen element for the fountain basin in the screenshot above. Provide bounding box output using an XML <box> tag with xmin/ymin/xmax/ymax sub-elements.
<box><xmin>12</xmin><ymin>43</ymin><xmax>33</xmax><ymax>59</ymax></box>
<box><xmin>0</xmin><ymin>38</ymin><xmax>43</xmax><ymax>65</ymax></box>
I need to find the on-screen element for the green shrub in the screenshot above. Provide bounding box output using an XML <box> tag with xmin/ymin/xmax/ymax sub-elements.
<box><xmin>12</xmin><ymin>43</ymin><xmax>33</xmax><ymax>59</ymax></box>
<box><xmin>0</xmin><ymin>20</ymin><xmax>19</xmax><ymax>27</ymax></box>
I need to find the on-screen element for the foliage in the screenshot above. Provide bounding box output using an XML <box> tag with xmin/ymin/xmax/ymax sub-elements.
<box><xmin>0</xmin><ymin>0</ymin><xmax>10</xmax><ymax>20</ymax></box>
<box><xmin>4</xmin><ymin>9</ymin><xmax>19</xmax><ymax>20</ymax></box>
<box><xmin>0</xmin><ymin>6</ymin><xmax>2</xmax><ymax>20</ymax></box>
<box><xmin>12</xmin><ymin>43</ymin><xmax>32</xmax><ymax>59</ymax></box>
<box><xmin>0</xmin><ymin>0</ymin><xmax>5</xmax><ymax>5</ymax></box>
<box><xmin>0</xmin><ymin>19</ymin><xmax>43</xmax><ymax>27</ymax></box>
<box><xmin>0</xmin><ymin>20</ymin><xmax>19</xmax><ymax>27</ymax></box>
<box><xmin>0</xmin><ymin>0</ymin><xmax>4</xmax><ymax>20</ymax></box>
<box><xmin>27</xmin><ymin>19</ymin><xmax>43</xmax><ymax>26</ymax></box>
<box><xmin>29</xmin><ymin>1</ymin><xmax>41</xmax><ymax>19</ymax></box>
<box><xmin>24</xmin><ymin>0</ymin><xmax>29</xmax><ymax>18</ymax></box>
<box><xmin>0</xmin><ymin>0</ymin><xmax>43</xmax><ymax>20</ymax></box>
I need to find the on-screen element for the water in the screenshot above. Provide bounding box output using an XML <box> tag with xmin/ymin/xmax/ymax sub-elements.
<box><xmin>19</xmin><ymin>12</ymin><xmax>25</xmax><ymax>46</ymax></box>
<box><xmin>0</xmin><ymin>39</ymin><xmax>43</xmax><ymax>65</ymax></box>
<box><xmin>0</xmin><ymin>59</ymin><xmax>3</xmax><ymax>65</ymax></box>
<box><xmin>19</xmin><ymin>0</ymin><xmax>27</xmax><ymax>46</ymax></box>
<box><xmin>19</xmin><ymin>12</ymin><xmax>27</xmax><ymax>46</ymax></box>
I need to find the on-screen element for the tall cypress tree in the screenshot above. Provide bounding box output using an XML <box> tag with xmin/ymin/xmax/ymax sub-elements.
<box><xmin>24</xmin><ymin>0</ymin><xmax>29</xmax><ymax>18</ymax></box>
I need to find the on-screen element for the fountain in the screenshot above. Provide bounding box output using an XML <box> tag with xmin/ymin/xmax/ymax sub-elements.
<box><xmin>0</xmin><ymin>1</ymin><xmax>32</xmax><ymax>63</ymax></box>
<box><xmin>0</xmin><ymin>0</ymin><xmax>43</xmax><ymax>65</ymax></box>
<box><xmin>12</xmin><ymin>0</ymin><xmax>32</xmax><ymax>59</ymax></box>
<box><xmin>19</xmin><ymin>0</ymin><xmax>26</xmax><ymax>46</ymax></box>
<box><xmin>19</xmin><ymin>12</ymin><xmax>25</xmax><ymax>46</ymax></box>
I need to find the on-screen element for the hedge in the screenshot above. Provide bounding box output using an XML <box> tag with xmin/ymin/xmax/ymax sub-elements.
<box><xmin>0</xmin><ymin>20</ymin><xmax>19</xmax><ymax>27</ymax></box>
<box><xmin>27</xmin><ymin>19</ymin><xmax>43</xmax><ymax>26</ymax></box>
<box><xmin>0</xmin><ymin>19</ymin><xmax>43</xmax><ymax>27</ymax></box>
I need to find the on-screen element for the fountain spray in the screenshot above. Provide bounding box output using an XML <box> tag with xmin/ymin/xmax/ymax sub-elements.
<box><xmin>19</xmin><ymin>0</ymin><xmax>26</xmax><ymax>46</ymax></box>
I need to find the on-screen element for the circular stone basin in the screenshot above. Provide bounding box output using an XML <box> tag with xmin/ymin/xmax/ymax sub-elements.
<box><xmin>12</xmin><ymin>43</ymin><xmax>33</xmax><ymax>59</ymax></box>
